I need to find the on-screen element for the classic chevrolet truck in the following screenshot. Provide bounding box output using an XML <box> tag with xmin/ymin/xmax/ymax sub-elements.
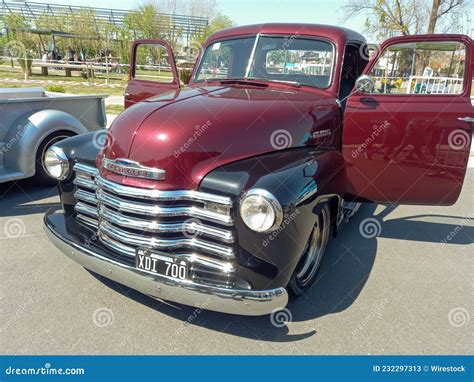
<box><xmin>43</xmin><ymin>24</ymin><xmax>473</xmax><ymax>315</ymax></box>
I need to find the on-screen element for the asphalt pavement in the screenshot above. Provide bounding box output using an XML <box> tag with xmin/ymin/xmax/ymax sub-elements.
<box><xmin>0</xmin><ymin>171</ymin><xmax>472</xmax><ymax>355</ymax></box>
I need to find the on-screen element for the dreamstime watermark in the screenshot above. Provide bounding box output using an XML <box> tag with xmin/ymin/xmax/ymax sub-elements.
<box><xmin>262</xmin><ymin>208</ymin><xmax>301</xmax><ymax>247</ymax></box>
<box><xmin>182</xmin><ymin>218</ymin><xmax>203</xmax><ymax>239</ymax></box>
<box><xmin>1</xmin><ymin>124</ymin><xmax>31</xmax><ymax>155</ymax></box>
<box><xmin>359</xmin><ymin>217</ymin><xmax>382</xmax><ymax>239</ymax></box>
<box><xmin>3</xmin><ymin>40</ymin><xmax>26</xmax><ymax>59</ymax></box>
<box><xmin>2</xmin><ymin>218</ymin><xmax>26</xmax><ymax>239</ymax></box>
<box><xmin>352</xmin><ymin>298</ymin><xmax>389</xmax><ymax>337</ymax></box>
<box><xmin>183</xmin><ymin>298</ymin><xmax>211</xmax><ymax>327</ymax></box>
<box><xmin>283</xmin><ymin>32</ymin><xmax>300</xmax><ymax>49</ymax></box>
<box><xmin>448</xmin><ymin>307</ymin><xmax>470</xmax><ymax>328</ymax></box>
<box><xmin>270</xmin><ymin>129</ymin><xmax>293</xmax><ymax>150</ymax></box>
<box><xmin>358</xmin><ymin>43</ymin><xmax>380</xmax><ymax>61</ymax></box>
<box><xmin>441</xmin><ymin>214</ymin><xmax>473</xmax><ymax>245</ymax></box>
<box><xmin>447</xmin><ymin>129</ymin><xmax>471</xmax><ymax>151</ymax></box>
<box><xmin>84</xmin><ymin>232</ymin><xmax>99</xmax><ymax>248</ymax></box>
<box><xmin>1</xmin><ymin>299</ymin><xmax>34</xmax><ymax>332</ymax></box>
<box><xmin>351</xmin><ymin>121</ymin><xmax>390</xmax><ymax>159</ymax></box>
<box><xmin>174</xmin><ymin>120</ymin><xmax>212</xmax><ymax>158</ymax></box>
<box><xmin>270</xmin><ymin>307</ymin><xmax>293</xmax><ymax>328</ymax></box>
<box><xmin>92</xmin><ymin>130</ymin><xmax>114</xmax><ymax>150</ymax></box>
<box><xmin>92</xmin><ymin>307</ymin><xmax>115</xmax><ymax>328</ymax></box>
<box><xmin>5</xmin><ymin>363</ymin><xmax>85</xmax><ymax>376</ymax></box>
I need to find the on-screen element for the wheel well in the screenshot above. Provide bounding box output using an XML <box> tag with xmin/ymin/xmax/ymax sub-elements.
<box><xmin>36</xmin><ymin>129</ymin><xmax>76</xmax><ymax>159</ymax></box>
<box><xmin>327</xmin><ymin>196</ymin><xmax>341</xmax><ymax>237</ymax></box>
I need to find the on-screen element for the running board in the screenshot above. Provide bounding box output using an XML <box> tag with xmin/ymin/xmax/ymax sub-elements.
<box><xmin>340</xmin><ymin>201</ymin><xmax>362</xmax><ymax>224</ymax></box>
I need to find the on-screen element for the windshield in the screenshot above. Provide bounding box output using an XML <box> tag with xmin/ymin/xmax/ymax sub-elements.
<box><xmin>194</xmin><ymin>35</ymin><xmax>334</xmax><ymax>88</ymax></box>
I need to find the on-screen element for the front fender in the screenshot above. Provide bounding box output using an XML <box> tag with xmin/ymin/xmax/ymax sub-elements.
<box><xmin>4</xmin><ymin>109</ymin><xmax>89</xmax><ymax>176</ymax></box>
<box><xmin>51</xmin><ymin>130</ymin><xmax>105</xmax><ymax>211</ymax></box>
<box><xmin>199</xmin><ymin>147</ymin><xmax>346</xmax><ymax>289</ymax></box>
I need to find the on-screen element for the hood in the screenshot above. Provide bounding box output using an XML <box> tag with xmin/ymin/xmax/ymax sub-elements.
<box><xmin>101</xmin><ymin>85</ymin><xmax>338</xmax><ymax>190</ymax></box>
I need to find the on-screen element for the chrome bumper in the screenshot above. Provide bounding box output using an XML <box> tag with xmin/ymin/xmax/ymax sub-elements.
<box><xmin>44</xmin><ymin>211</ymin><xmax>288</xmax><ymax>316</ymax></box>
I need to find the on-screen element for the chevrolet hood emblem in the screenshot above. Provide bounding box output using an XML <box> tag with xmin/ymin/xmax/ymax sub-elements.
<box><xmin>102</xmin><ymin>158</ymin><xmax>166</xmax><ymax>180</ymax></box>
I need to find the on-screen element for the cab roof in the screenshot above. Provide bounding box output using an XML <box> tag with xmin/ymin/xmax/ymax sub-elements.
<box><xmin>207</xmin><ymin>23</ymin><xmax>366</xmax><ymax>45</ymax></box>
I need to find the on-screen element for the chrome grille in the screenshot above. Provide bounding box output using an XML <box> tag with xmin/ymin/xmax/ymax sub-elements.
<box><xmin>72</xmin><ymin>163</ymin><xmax>236</xmax><ymax>286</ymax></box>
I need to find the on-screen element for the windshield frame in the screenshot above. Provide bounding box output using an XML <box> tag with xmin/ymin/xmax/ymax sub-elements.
<box><xmin>192</xmin><ymin>33</ymin><xmax>337</xmax><ymax>90</ymax></box>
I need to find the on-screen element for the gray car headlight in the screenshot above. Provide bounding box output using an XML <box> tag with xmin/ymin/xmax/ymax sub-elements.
<box><xmin>240</xmin><ymin>189</ymin><xmax>283</xmax><ymax>232</ymax></box>
<box><xmin>44</xmin><ymin>146</ymin><xmax>70</xmax><ymax>180</ymax></box>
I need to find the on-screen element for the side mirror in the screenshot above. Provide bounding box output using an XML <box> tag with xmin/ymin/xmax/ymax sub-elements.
<box><xmin>355</xmin><ymin>75</ymin><xmax>375</xmax><ymax>93</ymax></box>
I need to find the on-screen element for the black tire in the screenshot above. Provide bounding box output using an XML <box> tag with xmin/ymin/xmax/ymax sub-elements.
<box><xmin>288</xmin><ymin>203</ymin><xmax>331</xmax><ymax>296</ymax></box>
<box><xmin>34</xmin><ymin>132</ymin><xmax>74</xmax><ymax>185</ymax></box>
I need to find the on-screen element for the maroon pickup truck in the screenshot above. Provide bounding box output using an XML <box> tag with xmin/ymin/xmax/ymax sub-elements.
<box><xmin>43</xmin><ymin>24</ymin><xmax>473</xmax><ymax>316</ymax></box>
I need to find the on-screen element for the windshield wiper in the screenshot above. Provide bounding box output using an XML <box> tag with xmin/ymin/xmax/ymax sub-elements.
<box><xmin>205</xmin><ymin>77</ymin><xmax>262</xmax><ymax>84</ymax></box>
<box><xmin>204</xmin><ymin>77</ymin><xmax>301</xmax><ymax>88</ymax></box>
<box><xmin>265</xmin><ymin>79</ymin><xmax>301</xmax><ymax>87</ymax></box>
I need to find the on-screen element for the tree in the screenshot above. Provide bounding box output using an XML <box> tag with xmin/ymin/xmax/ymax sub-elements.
<box><xmin>35</xmin><ymin>12</ymin><xmax>67</xmax><ymax>53</ymax></box>
<box><xmin>344</xmin><ymin>0</ymin><xmax>469</xmax><ymax>40</ymax></box>
<box><xmin>2</xmin><ymin>13</ymin><xmax>36</xmax><ymax>77</ymax></box>
<box><xmin>426</xmin><ymin>0</ymin><xmax>465</xmax><ymax>33</ymax></box>
<box><xmin>192</xmin><ymin>15</ymin><xmax>235</xmax><ymax>51</ymax></box>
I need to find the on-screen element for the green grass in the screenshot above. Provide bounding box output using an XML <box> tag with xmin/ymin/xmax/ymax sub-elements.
<box><xmin>0</xmin><ymin>65</ymin><xmax>127</xmax><ymax>97</ymax></box>
<box><xmin>0</xmin><ymin>62</ymin><xmax>128</xmax><ymax>114</ymax></box>
<box><xmin>106</xmin><ymin>104</ymin><xmax>125</xmax><ymax>115</ymax></box>
<box><xmin>0</xmin><ymin>65</ymin><xmax>127</xmax><ymax>114</ymax></box>
<box><xmin>46</xmin><ymin>85</ymin><xmax>66</xmax><ymax>93</ymax></box>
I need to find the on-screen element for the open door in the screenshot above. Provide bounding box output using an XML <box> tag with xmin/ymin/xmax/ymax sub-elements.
<box><xmin>342</xmin><ymin>34</ymin><xmax>473</xmax><ymax>205</ymax></box>
<box><xmin>124</xmin><ymin>39</ymin><xmax>180</xmax><ymax>108</ymax></box>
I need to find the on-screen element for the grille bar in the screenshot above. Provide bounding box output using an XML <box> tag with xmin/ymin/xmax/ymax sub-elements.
<box><xmin>73</xmin><ymin>176</ymin><xmax>96</xmax><ymax>190</ymax></box>
<box><xmin>74</xmin><ymin>189</ymin><xmax>97</xmax><ymax>205</ymax></box>
<box><xmin>98</xmin><ymin>232</ymin><xmax>235</xmax><ymax>272</ymax></box>
<box><xmin>99</xmin><ymin>220</ymin><xmax>235</xmax><ymax>259</ymax></box>
<box><xmin>99</xmin><ymin>204</ymin><xmax>234</xmax><ymax>243</ymax></box>
<box><xmin>96</xmin><ymin>175</ymin><xmax>232</xmax><ymax>206</ymax></box>
<box><xmin>76</xmin><ymin>213</ymin><xmax>99</xmax><ymax>229</ymax></box>
<box><xmin>72</xmin><ymin>163</ymin><xmax>236</xmax><ymax>276</ymax></box>
<box><xmin>96</xmin><ymin>189</ymin><xmax>233</xmax><ymax>226</ymax></box>
<box><xmin>75</xmin><ymin>162</ymin><xmax>99</xmax><ymax>177</ymax></box>
<box><xmin>75</xmin><ymin>201</ymin><xmax>98</xmax><ymax>218</ymax></box>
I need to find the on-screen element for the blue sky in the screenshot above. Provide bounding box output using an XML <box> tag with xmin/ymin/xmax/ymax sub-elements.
<box><xmin>32</xmin><ymin>0</ymin><xmax>369</xmax><ymax>37</ymax></box>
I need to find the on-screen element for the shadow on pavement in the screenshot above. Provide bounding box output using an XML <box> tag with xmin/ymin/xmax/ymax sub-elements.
<box><xmin>0</xmin><ymin>180</ymin><xmax>60</xmax><ymax>217</ymax></box>
<box><xmin>90</xmin><ymin>201</ymin><xmax>472</xmax><ymax>342</ymax></box>
<box><xmin>2</xmin><ymin>179</ymin><xmax>472</xmax><ymax>342</ymax></box>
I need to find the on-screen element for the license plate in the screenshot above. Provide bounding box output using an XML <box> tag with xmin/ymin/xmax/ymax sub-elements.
<box><xmin>135</xmin><ymin>249</ymin><xmax>188</xmax><ymax>280</ymax></box>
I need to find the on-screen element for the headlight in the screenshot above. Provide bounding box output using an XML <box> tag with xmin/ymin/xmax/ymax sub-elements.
<box><xmin>44</xmin><ymin>146</ymin><xmax>70</xmax><ymax>180</ymax></box>
<box><xmin>240</xmin><ymin>189</ymin><xmax>283</xmax><ymax>232</ymax></box>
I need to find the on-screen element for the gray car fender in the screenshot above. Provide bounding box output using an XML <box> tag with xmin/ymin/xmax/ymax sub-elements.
<box><xmin>4</xmin><ymin>109</ymin><xmax>88</xmax><ymax>177</ymax></box>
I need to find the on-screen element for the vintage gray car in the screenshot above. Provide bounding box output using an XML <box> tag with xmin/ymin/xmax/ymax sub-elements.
<box><xmin>0</xmin><ymin>87</ymin><xmax>107</xmax><ymax>184</ymax></box>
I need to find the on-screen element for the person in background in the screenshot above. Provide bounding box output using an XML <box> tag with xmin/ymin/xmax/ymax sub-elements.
<box><xmin>41</xmin><ymin>50</ymin><xmax>49</xmax><ymax>76</ymax></box>
<box><xmin>66</xmin><ymin>47</ymin><xmax>74</xmax><ymax>62</ymax></box>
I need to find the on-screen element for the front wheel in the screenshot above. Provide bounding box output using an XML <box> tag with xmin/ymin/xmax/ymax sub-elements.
<box><xmin>288</xmin><ymin>204</ymin><xmax>331</xmax><ymax>296</ymax></box>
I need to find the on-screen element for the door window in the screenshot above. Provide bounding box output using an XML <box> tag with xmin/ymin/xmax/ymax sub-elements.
<box><xmin>368</xmin><ymin>41</ymin><xmax>467</xmax><ymax>95</ymax></box>
<box><xmin>133</xmin><ymin>43</ymin><xmax>174</xmax><ymax>83</ymax></box>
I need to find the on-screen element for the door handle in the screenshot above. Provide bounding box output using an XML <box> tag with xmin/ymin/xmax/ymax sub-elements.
<box><xmin>124</xmin><ymin>93</ymin><xmax>130</xmax><ymax>98</ymax></box>
<box><xmin>458</xmin><ymin>117</ymin><xmax>474</xmax><ymax>123</ymax></box>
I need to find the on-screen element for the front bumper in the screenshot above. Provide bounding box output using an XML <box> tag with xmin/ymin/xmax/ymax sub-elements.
<box><xmin>44</xmin><ymin>211</ymin><xmax>288</xmax><ymax>316</ymax></box>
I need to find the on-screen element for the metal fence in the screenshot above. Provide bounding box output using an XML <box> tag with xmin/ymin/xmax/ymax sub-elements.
<box><xmin>0</xmin><ymin>1</ymin><xmax>208</xmax><ymax>40</ymax></box>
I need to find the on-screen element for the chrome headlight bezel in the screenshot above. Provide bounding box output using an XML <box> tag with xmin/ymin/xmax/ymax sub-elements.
<box><xmin>44</xmin><ymin>146</ymin><xmax>70</xmax><ymax>180</ymax></box>
<box><xmin>239</xmin><ymin>188</ymin><xmax>283</xmax><ymax>233</ymax></box>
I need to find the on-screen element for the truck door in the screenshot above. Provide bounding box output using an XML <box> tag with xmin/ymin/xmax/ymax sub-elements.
<box><xmin>124</xmin><ymin>39</ymin><xmax>180</xmax><ymax>108</ymax></box>
<box><xmin>342</xmin><ymin>34</ymin><xmax>473</xmax><ymax>205</ymax></box>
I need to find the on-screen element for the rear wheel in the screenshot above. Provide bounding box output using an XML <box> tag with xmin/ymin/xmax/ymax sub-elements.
<box><xmin>34</xmin><ymin>132</ymin><xmax>74</xmax><ymax>185</ymax></box>
<box><xmin>288</xmin><ymin>204</ymin><xmax>331</xmax><ymax>296</ymax></box>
